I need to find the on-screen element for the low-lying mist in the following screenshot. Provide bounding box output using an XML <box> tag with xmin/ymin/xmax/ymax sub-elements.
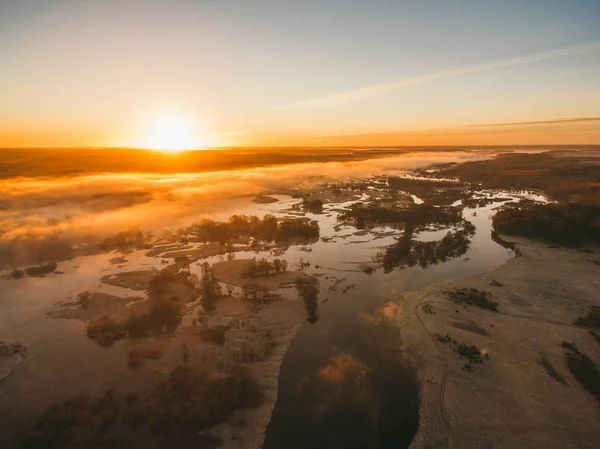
<box><xmin>0</xmin><ymin>151</ymin><xmax>481</xmax><ymax>269</ymax></box>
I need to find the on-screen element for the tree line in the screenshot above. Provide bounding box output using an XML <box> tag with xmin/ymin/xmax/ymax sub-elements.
<box><xmin>493</xmin><ymin>202</ymin><xmax>600</xmax><ymax>246</ymax></box>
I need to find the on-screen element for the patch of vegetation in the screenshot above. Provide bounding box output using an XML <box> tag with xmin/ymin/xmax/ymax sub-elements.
<box><xmin>340</xmin><ymin>203</ymin><xmax>463</xmax><ymax>230</ymax></box>
<box><xmin>16</xmin><ymin>365</ymin><xmax>260</xmax><ymax>447</ymax></box>
<box><xmin>24</xmin><ymin>261</ymin><xmax>58</xmax><ymax>277</ymax></box>
<box><xmin>86</xmin><ymin>300</ymin><xmax>181</xmax><ymax>347</ymax></box>
<box><xmin>246</xmin><ymin>257</ymin><xmax>288</xmax><ymax>277</ymax></box>
<box><xmin>436</xmin><ymin>333</ymin><xmax>451</xmax><ymax>343</ymax></box>
<box><xmin>382</xmin><ymin>221</ymin><xmax>475</xmax><ymax>272</ymax></box>
<box><xmin>10</xmin><ymin>269</ymin><xmax>25</xmax><ymax>279</ymax></box>
<box><xmin>199</xmin><ymin>325</ymin><xmax>230</xmax><ymax>345</ymax></box>
<box><xmin>493</xmin><ymin>202</ymin><xmax>600</xmax><ymax>247</ymax></box>
<box><xmin>127</xmin><ymin>349</ymin><xmax>163</xmax><ymax>369</ymax></box>
<box><xmin>386</xmin><ymin>176</ymin><xmax>466</xmax><ymax>205</ymax></box>
<box><xmin>457</xmin><ymin>344</ymin><xmax>487</xmax><ymax>364</ymax></box>
<box><xmin>295</xmin><ymin>277</ymin><xmax>320</xmax><ymax>324</ymax></box>
<box><xmin>277</xmin><ymin>218</ymin><xmax>320</xmax><ymax>242</ymax></box>
<box><xmin>240</xmin><ymin>283</ymin><xmax>281</xmax><ymax>304</ymax></box>
<box><xmin>361</xmin><ymin>265</ymin><xmax>375</xmax><ymax>275</ymax></box>
<box><xmin>574</xmin><ymin>306</ymin><xmax>600</xmax><ymax>328</ymax></box>
<box><xmin>591</xmin><ymin>331</ymin><xmax>600</xmax><ymax>345</ymax></box>
<box><xmin>147</xmin><ymin>269</ymin><xmax>196</xmax><ymax>300</ymax></box>
<box><xmin>302</xmin><ymin>198</ymin><xmax>324</xmax><ymax>213</ymax></box>
<box><xmin>490</xmin><ymin>279</ymin><xmax>503</xmax><ymax>287</ymax></box>
<box><xmin>422</xmin><ymin>304</ymin><xmax>436</xmax><ymax>315</ymax></box>
<box><xmin>444</xmin><ymin>288</ymin><xmax>499</xmax><ymax>311</ymax></box>
<box><xmin>562</xmin><ymin>342</ymin><xmax>600</xmax><ymax>406</ymax></box>
<box><xmin>539</xmin><ymin>352</ymin><xmax>567</xmax><ymax>385</ymax></box>
<box><xmin>439</xmin><ymin>152</ymin><xmax>600</xmax><ymax>206</ymax></box>
<box><xmin>181</xmin><ymin>214</ymin><xmax>319</xmax><ymax>244</ymax></box>
<box><xmin>561</xmin><ymin>341</ymin><xmax>580</xmax><ymax>353</ymax></box>
<box><xmin>577</xmin><ymin>248</ymin><xmax>595</xmax><ymax>254</ymax></box>
<box><xmin>100</xmin><ymin>227</ymin><xmax>150</xmax><ymax>253</ymax></box>
<box><xmin>198</xmin><ymin>262</ymin><xmax>222</xmax><ymax>310</ymax></box>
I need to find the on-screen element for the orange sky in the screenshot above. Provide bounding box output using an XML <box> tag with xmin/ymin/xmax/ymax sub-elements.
<box><xmin>1</xmin><ymin>1</ymin><xmax>599</xmax><ymax>148</ymax></box>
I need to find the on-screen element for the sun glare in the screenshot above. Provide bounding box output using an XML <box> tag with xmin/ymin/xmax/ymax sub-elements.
<box><xmin>143</xmin><ymin>116</ymin><xmax>204</xmax><ymax>152</ymax></box>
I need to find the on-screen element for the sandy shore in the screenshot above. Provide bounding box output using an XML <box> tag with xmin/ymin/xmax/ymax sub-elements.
<box><xmin>401</xmin><ymin>236</ymin><xmax>600</xmax><ymax>449</ymax></box>
<box><xmin>206</xmin><ymin>297</ymin><xmax>305</xmax><ymax>448</ymax></box>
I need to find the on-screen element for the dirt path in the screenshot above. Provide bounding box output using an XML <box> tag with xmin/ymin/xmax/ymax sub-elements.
<box><xmin>414</xmin><ymin>303</ymin><xmax>454</xmax><ymax>449</ymax></box>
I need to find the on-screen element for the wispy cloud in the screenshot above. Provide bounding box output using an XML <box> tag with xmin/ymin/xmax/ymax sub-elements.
<box><xmin>273</xmin><ymin>41</ymin><xmax>600</xmax><ymax>111</ymax></box>
<box><xmin>469</xmin><ymin>117</ymin><xmax>600</xmax><ymax>128</ymax></box>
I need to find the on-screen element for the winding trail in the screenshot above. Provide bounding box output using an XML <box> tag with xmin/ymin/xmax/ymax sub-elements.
<box><xmin>414</xmin><ymin>303</ymin><xmax>454</xmax><ymax>449</ymax></box>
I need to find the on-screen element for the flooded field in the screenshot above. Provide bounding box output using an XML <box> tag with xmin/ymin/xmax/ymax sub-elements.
<box><xmin>0</xmin><ymin>151</ymin><xmax>554</xmax><ymax>449</ymax></box>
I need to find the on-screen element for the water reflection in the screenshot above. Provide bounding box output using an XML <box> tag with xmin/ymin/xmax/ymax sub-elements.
<box><xmin>295</xmin><ymin>277</ymin><xmax>320</xmax><ymax>324</ymax></box>
<box><xmin>263</xmin><ymin>294</ymin><xmax>419</xmax><ymax>449</ymax></box>
<box><xmin>382</xmin><ymin>221</ymin><xmax>476</xmax><ymax>272</ymax></box>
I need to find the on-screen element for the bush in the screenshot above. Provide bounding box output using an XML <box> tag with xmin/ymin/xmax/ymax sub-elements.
<box><xmin>10</xmin><ymin>269</ymin><xmax>25</xmax><ymax>279</ymax></box>
<box><xmin>302</xmin><ymin>198</ymin><xmax>323</xmax><ymax>213</ymax></box>
<box><xmin>562</xmin><ymin>342</ymin><xmax>600</xmax><ymax>406</ymax></box>
<box><xmin>100</xmin><ymin>227</ymin><xmax>148</xmax><ymax>252</ymax></box>
<box><xmin>24</xmin><ymin>261</ymin><xmax>57</xmax><ymax>277</ymax></box>
<box><xmin>444</xmin><ymin>288</ymin><xmax>499</xmax><ymax>311</ymax></box>
<box><xmin>199</xmin><ymin>262</ymin><xmax>222</xmax><ymax>310</ymax></box>
<box><xmin>295</xmin><ymin>277</ymin><xmax>320</xmax><ymax>324</ymax></box>
<box><xmin>86</xmin><ymin>316</ymin><xmax>127</xmax><ymax>347</ymax></box>
<box><xmin>240</xmin><ymin>283</ymin><xmax>279</xmax><ymax>304</ymax></box>
<box><xmin>457</xmin><ymin>344</ymin><xmax>484</xmax><ymax>363</ymax></box>
<box><xmin>436</xmin><ymin>334</ymin><xmax>451</xmax><ymax>343</ymax></box>
<box><xmin>199</xmin><ymin>325</ymin><xmax>229</xmax><ymax>345</ymax></box>
<box><xmin>246</xmin><ymin>257</ymin><xmax>288</xmax><ymax>277</ymax></box>
<box><xmin>574</xmin><ymin>306</ymin><xmax>600</xmax><ymax>328</ymax></box>
<box><xmin>87</xmin><ymin>300</ymin><xmax>181</xmax><ymax>346</ymax></box>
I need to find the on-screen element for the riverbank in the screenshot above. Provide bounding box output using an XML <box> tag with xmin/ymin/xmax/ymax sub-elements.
<box><xmin>401</xmin><ymin>236</ymin><xmax>600</xmax><ymax>449</ymax></box>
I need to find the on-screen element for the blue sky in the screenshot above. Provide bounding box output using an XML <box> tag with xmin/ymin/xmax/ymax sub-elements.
<box><xmin>0</xmin><ymin>0</ymin><xmax>599</xmax><ymax>146</ymax></box>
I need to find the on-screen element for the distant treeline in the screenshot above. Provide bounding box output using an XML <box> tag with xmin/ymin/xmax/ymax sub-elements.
<box><xmin>386</xmin><ymin>176</ymin><xmax>465</xmax><ymax>205</ymax></box>
<box><xmin>0</xmin><ymin>147</ymin><xmax>446</xmax><ymax>179</ymax></box>
<box><xmin>438</xmin><ymin>153</ymin><xmax>600</xmax><ymax>206</ymax></box>
<box><xmin>339</xmin><ymin>203</ymin><xmax>462</xmax><ymax>230</ymax></box>
<box><xmin>493</xmin><ymin>202</ymin><xmax>600</xmax><ymax>246</ymax></box>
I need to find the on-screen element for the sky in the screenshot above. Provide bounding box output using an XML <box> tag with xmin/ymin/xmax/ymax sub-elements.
<box><xmin>0</xmin><ymin>0</ymin><xmax>599</xmax><ymax>148</ymax></box>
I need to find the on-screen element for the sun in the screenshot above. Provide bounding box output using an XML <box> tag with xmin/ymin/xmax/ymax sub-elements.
<box><xmin>142</xmin><ymin>115</ymin><xmax>205</xmax><ymax>152</ymax></box>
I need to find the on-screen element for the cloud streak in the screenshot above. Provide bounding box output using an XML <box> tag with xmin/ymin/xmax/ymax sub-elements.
<box><xmin>273</xmin><ymin>41</ymin><xmax>600</xmax><ymax>111</ymax></box>
<box><xmin>469</xmin><ymin>117</ymin><xmax>600</xmax><ymax>128</ymax></box>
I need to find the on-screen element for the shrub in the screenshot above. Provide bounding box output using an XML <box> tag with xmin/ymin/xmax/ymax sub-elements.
<box><xmin>574</xmin><ymin>306</ymin><xmax>600</xmax><ymax>328</ymax></box>
<box><xmin>562</xmin><ymin>342</ymin><xmax>600</xmax><ymax>406</ymax></box>
<box><xmin>24</xmin><ymin>261</ymin><xmax>57</xmax><ymax>277</ymax></box>
<box><xmin>295</xmin><ymin>277</ymin><xmax>319</xmax><ymax>324</ymax></box>
<box><xmin>10</xmin><ymin>269</ymin><xmax>25</xmax><ymax>279</ymax></box>
<box><xmin>444</xmin><ymin>288</ymin><xmax>499</xmax><ymax>311</ymax></box>
<box><xmin>457</xmin><ymin>344</ymin><xmax>484</xmax><ymax>363</ymax></box>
